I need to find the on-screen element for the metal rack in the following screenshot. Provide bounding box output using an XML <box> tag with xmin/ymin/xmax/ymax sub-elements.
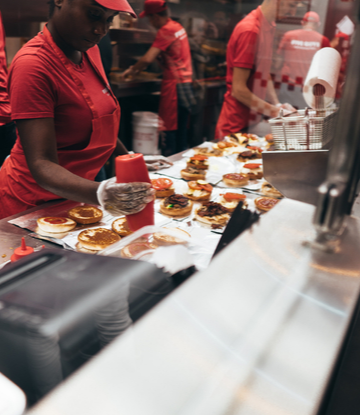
<box><xmin>269</xmin><ymin>108</ymin><xmax>337</xmax><ymax>151</ymax></box>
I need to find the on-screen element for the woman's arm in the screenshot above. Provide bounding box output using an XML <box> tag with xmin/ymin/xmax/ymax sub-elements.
<box><xmin>16</xmin><ymin>118</ymin><xmax>100</xmax><ymax>204</ymax></box>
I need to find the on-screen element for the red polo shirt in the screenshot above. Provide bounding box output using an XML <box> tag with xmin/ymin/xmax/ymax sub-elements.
<box><xmin>0</xmin><ymin>12</ymin><xmax>11</xmax><ymax>125</ymax></box>
<box><xmin>277</xmin><ymin>29</ymin><xmax>330</xmax><ymax>85</ymax></box>
<box><xmin>8</xmin><ymin>30</ymin><xmax>117</xmax><ymax>151</ymax></box>
<box><xmin>152</xmin><ymin>18</ymin><xmax>192</xmax><ymax>82</ymax></box>
<box><xmin>216</xmin><ymin>7</ymin><xmax>275</xmax><ymax>138</ymax></box>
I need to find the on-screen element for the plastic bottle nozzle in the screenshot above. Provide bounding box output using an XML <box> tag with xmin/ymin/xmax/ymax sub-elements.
<box><xmin>10</xmin><ymin>237</ymin><xmax>35</xmax><ymax>262</ymax></box>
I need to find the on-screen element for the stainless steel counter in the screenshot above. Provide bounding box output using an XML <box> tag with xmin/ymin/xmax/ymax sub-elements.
<box><xmin>0</xmin><ymin>201</ymin><xmax>62</xmax><ymax>265</ymax></box>
<box><xmin>27</xmin><ymin>198</ymin><xmax>360</xmax><ymax>415</ymax></box>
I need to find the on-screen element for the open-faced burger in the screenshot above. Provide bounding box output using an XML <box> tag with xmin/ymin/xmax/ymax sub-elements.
<box><xmin>159</xmin><ymin>194</ymin><xmax>193</xmax><ymax>217</ymax></box>
<box><xmin>218</xmin><ymin>192</ymin><xmax>248</xmax><ymax>212</ymax></box>
<box><xmin>151</xmin><ymin>177</ymin><xmax>175</xmax><ymax>198</ymax></box>
<box><xmin>183</xmin><ymin>180</ymin><xmax>213</xmax><ymax>201</ymax></box>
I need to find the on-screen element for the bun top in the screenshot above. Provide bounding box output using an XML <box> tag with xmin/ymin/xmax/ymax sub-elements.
<box><xmin>68</xmin><ymin>206</ymin><xmax>103</xmax><ymax>221</ymax></box>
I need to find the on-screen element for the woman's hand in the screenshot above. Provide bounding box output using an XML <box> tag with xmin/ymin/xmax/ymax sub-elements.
<box><xmin>97</xmin><ymin>178</ymin><xmax>155</xmax><ymax>216</ymax></box>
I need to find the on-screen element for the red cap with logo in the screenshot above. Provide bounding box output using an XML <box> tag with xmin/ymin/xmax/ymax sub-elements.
<box><xmin>95</xmin><ymin>0</ymin><xmax>136</xmax><ymax>18</ymax></box>
<box><xmin>139</xmin><ymin>0</ymin><xmax>167</xmax><ymax>18</ymax></box>
<box><xmin>302</xmin><ymin>11</ymin><xmax>320</xmax><ymax>23</ymax></box>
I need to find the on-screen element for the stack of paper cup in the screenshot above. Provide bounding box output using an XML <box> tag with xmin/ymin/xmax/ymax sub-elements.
<box><xmin>303</xmin><ymin>47</ymin><xmax>342</xmax><ymax>109</ymax></box>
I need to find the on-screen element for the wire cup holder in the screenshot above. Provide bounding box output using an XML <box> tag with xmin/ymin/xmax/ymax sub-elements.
<box><xmin>269</xmin><ymin>108</ymin><xmax>337</xmax><ymax>151</ymax></box>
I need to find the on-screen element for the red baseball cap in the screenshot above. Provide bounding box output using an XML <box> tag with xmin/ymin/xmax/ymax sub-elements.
<box><xmin>95</xmin><ymin>0</ymin><xmax>136</xmax><ymax>18</ymax></box>
<box><xmin>302</xmin><ymin>11</ymin><xmax>320</xmax><ymax>23</ymax></box>
<box><xmin>139</xmin><ymin>0</ymin><xmax>167</xmax><ymax>18</ymax></box>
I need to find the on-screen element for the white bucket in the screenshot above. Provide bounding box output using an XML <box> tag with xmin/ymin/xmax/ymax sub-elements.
<box><xmin>132</xmin><ymin>111</ymin><xmax>160</xmax><ymax>155</ymax></box>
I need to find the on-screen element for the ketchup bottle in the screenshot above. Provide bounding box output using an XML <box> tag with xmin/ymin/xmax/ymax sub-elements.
<box><xmin>11</xmin><ymin>237</ymin><xmax>35</xmax><ymax>262</ymax></box>
<box><xmin>115</xmin><ymin>154</ymin><xmax>154</xmax><ymax>231</ymax></box>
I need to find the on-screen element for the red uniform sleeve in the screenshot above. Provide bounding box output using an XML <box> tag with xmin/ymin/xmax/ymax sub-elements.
<box><xmin>152</xmin><ymin>26</ymin><xmax>175</xmax><ymax>52</ymax></box>
<box><xmin>9</xmin><ymin>54</ymin><xmax>56</xmax><ymax>120</ymax></box>
<box><xmin>322</xmin><ymin>36</ymin><xmax>331</xmax><ymax>48</ymax></box>
<box><xmin>232</xmin><ymin>30</ymin><xmax>259</xmax><ymax>69</ymax></box>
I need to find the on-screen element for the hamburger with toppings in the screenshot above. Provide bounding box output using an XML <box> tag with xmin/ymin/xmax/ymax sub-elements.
<box><xmin>183</xmin><ymin>180</ymin><xmax>213</xmax><ymax>201</ymax></box>
<box><xmin>159</xmin><ymin>194</ymin><xmax>193</xmax><ymax>217</ymax></box>
<box><xmin>195</xmin><ymin>201</ymin><xmax>230</xmax><ymax>226</ymax></box>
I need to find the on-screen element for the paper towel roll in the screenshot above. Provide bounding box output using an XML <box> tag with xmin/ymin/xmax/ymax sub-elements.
<box><xmin>303</xmin><ymin>47</ymin><xmax>342</xmax><ymax>109</ymax></box>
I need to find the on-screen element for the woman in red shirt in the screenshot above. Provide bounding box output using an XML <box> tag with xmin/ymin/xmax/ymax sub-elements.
<box><xmin>0</xmin><ymin>0</ymin><xmax>158</xmax><ymax>219</ymax></box>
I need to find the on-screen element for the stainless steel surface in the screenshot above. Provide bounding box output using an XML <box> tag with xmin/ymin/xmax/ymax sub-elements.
<box><xmin>28</xmin><ymin>199</ymin><xmax>360</xmax><ymax>415</ymax></box>
<box><xmin>0</xmin><ymin>201</ymin><xmax>63</xmax><ymax>265</ymax></box>
<box><xmin>313</xmin><ymin>5</ymin><xmax>360</xmax><ymax>237</ymax></box>
<box><xmin>263</xmin><ymin>150</ymin><xmax>329</xmax><ymax>205</ymax></box>
<box><xmin>269</xmin><ymin>109</ymin><xmax>337</xmax><ymax>151</ymax></box>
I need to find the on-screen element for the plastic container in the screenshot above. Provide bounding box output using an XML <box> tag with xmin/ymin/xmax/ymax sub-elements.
<box><xmin>115</xmin><ymin>153</ymin><xmax>154</xmax><ymax>231</ymax></box>
<box><xmin>100</xmin><ymin>225</ymin><xmax>191</xmax><ymax>262</ymax></box>
<box><xmin>132</xmin><ymin>111</ymin><xmax>160</xmax><ymax>155</ymax></box>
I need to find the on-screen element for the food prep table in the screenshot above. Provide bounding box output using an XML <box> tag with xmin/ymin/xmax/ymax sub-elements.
<box><xmin>2</xmin><ymin>146</ymin><xmax>360</xmax><ymax>415</ymax></box>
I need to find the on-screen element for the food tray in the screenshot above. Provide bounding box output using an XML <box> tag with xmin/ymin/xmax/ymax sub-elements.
<box><xmin>268</xmin><ymin>108</ymin><xmax>337</xmax><ymax>150</ymax></box>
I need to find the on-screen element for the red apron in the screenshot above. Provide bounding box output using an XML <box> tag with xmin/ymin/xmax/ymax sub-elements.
<box><xmin>158</xmin><ymin>76</ymin><xmax>178</xmax><ymax>132</ymax></box>
<box><xmin>0</xmin><ymin>27</ymin><xmax>120</xmax><ymax>219</ymax></box>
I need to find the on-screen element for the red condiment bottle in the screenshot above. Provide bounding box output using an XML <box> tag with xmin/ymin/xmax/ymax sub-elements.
<box><xmin>115</xmin><ymin>154</ymin><xmax>154</xmax><ymax>231</ymax></box>
<box><xmin>11</xmin><ymin>237</ymin><xmax>35</xmax><ymax>262</ymax></box>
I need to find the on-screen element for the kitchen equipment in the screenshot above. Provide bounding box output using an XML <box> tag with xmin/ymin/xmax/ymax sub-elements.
<box><xmin>0</xmin><ymin>248</ymin><xmax>168</xmax><ymax>405</ymax></box>
<box><xmin>268</xmin><ymin>108</ymin><xmax>337</xmax><ymax>151</ymax></box>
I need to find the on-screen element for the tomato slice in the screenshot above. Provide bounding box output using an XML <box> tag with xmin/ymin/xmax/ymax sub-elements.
<box><xmin>223</xmin><ymin>193</ymin><xmax>246</xmax><ymax>202</ymax></box>
<box><xmin>247</xmin><ymin>146</ymin><xmax>263</xmax><ymax>152</ymax></box>
<box><xmin>188</xmin><ymin>181</ymin><xmax>213</xmax><ymax>192</ymax></box>
<box><xmin>188</xmin><ymin>181</ymin><xmax>202</xmax><ymax>190</ymax></box>
<box><xmin>243</xmin><ymin>163</ymin><xmax>262</xmax><ymax>169</ymax></box>
<box><xmin>151</xmin><ymin>178</ymin><xmax>173</xmax><ymax>190</ymax></box>
<box><xmin>201</xmin><ymin>183</ymin><xmax>213</xmax><ymax>192</ymax></box>
<box><xmin>191</xmin><ymin>155</ymin><xmax>208</xmax><ymax>161</ymax></box>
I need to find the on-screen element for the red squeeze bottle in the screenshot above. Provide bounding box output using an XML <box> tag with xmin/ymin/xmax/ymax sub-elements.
<box><xmin>115</xmin><ymin>154</ymin><xmax>154</xmax><ymax>231</ymax></box>
<box><xmin>11</xmin><ymin>237</ymin><xmax>35</xmax><ymax>262</ymax></box>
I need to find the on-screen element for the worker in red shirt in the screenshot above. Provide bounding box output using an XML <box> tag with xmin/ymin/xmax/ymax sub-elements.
<box><xmin>123</xmin><ymin>0</ymin><xmax>195</xmax><ymax>156</ymax></box>
<box><xmin>275</xmin><ymin>11</ymin><xmax>330</xmax><ymax>109</ymax></box>
<box><xmin>0</xmin><ymin>11</ymin><xmax>17</xmax><ymax>166</ymax></box>
<box><xmin>0</xmin><ymin>0</ymin><xmax>163</xmax><ymax>220</ymax></box>
<box><xmin>215</xmin><ymin>0</ymin><xmax>297</xmax><ymax>139</ymax></box>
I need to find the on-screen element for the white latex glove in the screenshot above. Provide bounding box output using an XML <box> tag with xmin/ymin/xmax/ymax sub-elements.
<box><xmin>143</xmin><ymin>155</ymin><xmax>173</xmax><ymax>171</ymax></box>
<box><xmin>97</xmin><ymin>178</ymin><xmax>155</xmax><ymax>216</ymax></box>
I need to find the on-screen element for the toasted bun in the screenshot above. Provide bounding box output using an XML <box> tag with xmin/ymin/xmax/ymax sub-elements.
<box><xmin>186</xmin><ymin>159</ymin><xmax>209</xmax><ymax>170</ymax></box>
<box><xmin>193</xmin><ymin>147</ymin><xmax>222</xmax><ymax>157</ymax></box>
<box><xmin>237</xmin><ymin>152</ymin><xmax>262</xmax><ymax>163</ymax></box>
<box><xmin>181</xmin><ymin>169</ymin><xmax>206</xmax><ymax>181</ymax></box>
<box><xmin>121</xmin><ymin>242</ymin><xmax>158</xmax><ymax>259</ymax></box>
<box><xmin>219</xmin><ymin>197</ymin><xmax>248</xmax><ymax>213</ymax></box>
<box><xmin>153</xmin><ymin>227</ymin><xmax>190</xmax><ymax>246</ymax></box>
<box><xmin>255</xmin><ymin>197</ymin><xmax>280</xmax><ymax>212</ymax></box>
<box><xmin>265</xmin><ymin>134</ymin><xmax>274</xmax><ymax>143</ymax></box>
<box><xmin>222</xmin><ymin>173</ymin><xmax>249</xmax><ymax>187</ymax></box>
<box><xmin>159</xmin><ymin>198</ymin><xmax>193</xmax><ymax>217</ymax></box>
<box><xmin>183</xmin><ymin>189</ymin><xmax>211</xmax><ymax>201</ymax></box>
<box><xmin>194</xmin><ymin>208</ymin><xmax>230</xmax><ymax>226</ymax></box>
<box><xmin>241</xmin><ymin>164</ymin><xmax>263</xmax><ymax>180</ymax></box>
<box><xmin>78</xmin><ymin>228</ymin><xmax>120</xmax><ymax>251</ymax></box>
<box><xmin>261</xmin><ymin>181</ymin><xmax>283</xmax><ymax>198</ymax></box>
<box><xmin>155</xmin><ymin>186</ymin><xmax>175</xmax><ymax>198</ymax></box>
<box><xmin>245</xmin><ymin>171</ymin><xmax>263</xmax><ymax>180</ymax></box>
<box><xmin>75</xmin><ymin>242</ymin><xmax>98</xmax><ymax>255</ymax></box>
<box><xmin>112</xmin><ymin>217</ymin><xmax>132</xmax><ymax>237</ymax></box>
<box><xmin>37</xmin><ymin>217</ymin><xmax>76</xmax><ymax>233</ymax></box>
<box><xmin>68</xmin><ymin>205</ymin><xmax>103</xmax><ymax>225</ymax></box>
